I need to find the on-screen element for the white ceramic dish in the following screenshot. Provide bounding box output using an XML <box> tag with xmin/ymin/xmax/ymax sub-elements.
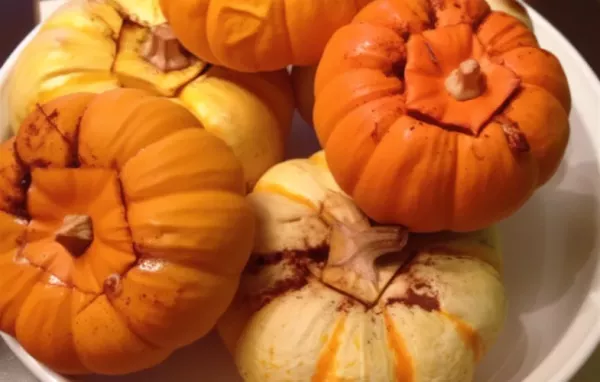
<box><xmin>1</xmin><ymin>2</ymin><xmax>600</xmax><ymax>382</ymax></box>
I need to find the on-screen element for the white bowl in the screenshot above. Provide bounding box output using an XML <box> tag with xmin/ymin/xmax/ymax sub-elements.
<box><xmin>1</xmin><ymin>3</ymin><xmax>600</xmax><ymax>382</ymax></box>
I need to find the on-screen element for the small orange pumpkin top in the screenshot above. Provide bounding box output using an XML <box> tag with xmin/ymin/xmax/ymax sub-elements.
<box><xmin>314</xmin><ymin>0</ymin><xmax>571</xmax><ymax>232</ymax></box>
<box><xmin>158</xmin><ymin>0</ymin><xmax>374</xmax><ymax>72</ymax></box>
<box><xmin>0</xmin><ymin>89</ymin><xmax>255</xmax><ymax>375</ymax></box>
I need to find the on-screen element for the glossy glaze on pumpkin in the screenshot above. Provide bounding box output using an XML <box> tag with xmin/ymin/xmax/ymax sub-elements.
<box><xmin>0</xmin><ymin>90</ymin><xmax>255</xmax><ymax>375</ymax></box>
<box><xmin>312</xmin><ymin>0</ymin><xmax>571</xmax><ymax>232</ymax></box>
<box><xmin>159</xmin><ymin>0</ymin><xmax>375</xmax><ymax>72</ymax></box>
<box><xmin>217</xmin><ymin>151</ymin><xmax>506</xmax><ymax>382</ymax></box>
<box><xmin>7</xmin><ymin>0</ymin><xmax>295</xmax><ymax>189</ymax></box>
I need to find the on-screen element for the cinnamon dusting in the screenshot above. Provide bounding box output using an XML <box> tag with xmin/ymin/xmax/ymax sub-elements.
<box><xmin>244</xmin><ymin>249</ymin><xmax>327</xmax><ymax>311</ymax></box>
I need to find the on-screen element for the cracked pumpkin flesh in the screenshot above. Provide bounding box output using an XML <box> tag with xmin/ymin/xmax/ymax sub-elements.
<box><xmin>0</xmin><ymin>89</ymin><xmax>255</xmax><ymax>375</ymax></box>
<box><xmin>7</xmin><ymin>0</ymin><xmax>294</xmax><ymax>190</ymax></box>
<box><xmin>217</xmin><ymin>151</ymin><xmax>506</xmax><ymax>382</ymax></box>
<box><xmin>313</xmin><ymin>0</ymin><xmax>571</xmax><ymax>232</ymax></box>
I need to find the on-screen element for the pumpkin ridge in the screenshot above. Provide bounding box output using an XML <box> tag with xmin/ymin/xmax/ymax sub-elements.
<box><xmin>33</xmin><ymin>104</ymin><xmax>76</xmax><ymax>149</ymax></box>
<box><xmin>30</xmin><ymin>103</ymin><xmax>91</xmax><ymax>169</ymax></box>
<box><xmin>324</xmin><ymin>95</ymin><xmax>405</xmax><ymax>192</ymax></box>
<box><xmin>101</xmin><ymin>290</ymin><xmax>165</xmax><ymax>350</ymax></box>
<box><xmin>0</xmin><ymin>139</ymin><xmax>30</xmax><ymax>218</ymax></box>
<box><xmin>474</xmin><ymin>14</ymin><xmax>514</xmax><ymax>52</ymax></box>
<box><xmin>498</xmin><ymin>47</ymin><xmax>571</xmax><ymax>111</ymax></box>
<box><xmin>13</xmin><ymin>251</ymin><xmax>98</xmax><ymax>297</ymax></box>
<box><xmin>75</xmin><ymin>293</ymin><xmax>104</xmax><ymax>316</ymax></box>
<box><xmin>279</xmin><ymin>0</ymin><xmax>295</xmax><ymax>65</ymax></box>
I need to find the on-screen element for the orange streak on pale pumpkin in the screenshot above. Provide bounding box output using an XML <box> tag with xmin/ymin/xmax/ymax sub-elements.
<box><xmin>383</xmin><ymin>311</ymin><xmax>414</xmax><ymax>382</ymax></box>
<box><xmin>311</xmin><ymin>316</ymin><xmax>347</xmax><ymax>382</ymax></box>
<box><xmin>254</xmin><ymin>183</ymin><xmax>318</xmax><ymax>210</ymax></box>
<box><xmin>441</xmin><ymin>312</ymin><xmax>483</xmax><ymax>362</ymax></box>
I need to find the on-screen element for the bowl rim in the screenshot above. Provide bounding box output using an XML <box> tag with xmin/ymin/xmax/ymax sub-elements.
<box><xmin>523</xmin><ymin>5</ymin><xmax>600</xmax><ymax>382</ymax></box>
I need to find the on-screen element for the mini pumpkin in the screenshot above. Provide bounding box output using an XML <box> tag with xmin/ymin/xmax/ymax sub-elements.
<box><xmin>311</xmin><ymin>0</ymin><xmax>570</xmax><ymax>232</ymax></box>
<box><xmin>7</xmin><ymin>0</ymin><xmax>295</xmax><ymax>190</ymax></box>
<box><xmin>0</xmin><ymin>89</ymin><xmax>255</xmax><ymax>375</ymax></box>
<box><xmin>290</xmin><ymin>0</ymin><xmax>533</xmax><ymax>126</ymax></box>
<box><xmin>218</xmin><ymin>151</ymin><xmax>506</xmax><ymax>381</ymax></box>
<box><xmin>158</xmin><ymin>0</ymin><xmax>375</xmax><ymax>72</ymax></box>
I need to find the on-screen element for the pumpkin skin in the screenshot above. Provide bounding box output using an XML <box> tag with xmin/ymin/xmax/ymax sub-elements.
<box><xmin>0</xmin><ymin>89</ymin><xmax>255</xmax><ymax>376</ymax></box>
<box><xmin>7</xmin><ymin>0</ymin><xmax>295</xmax><ymax>190</ymax></box>
<box><xmin>218</xmin><ymin>151</ymin><xmax>506</xmax><ymax>382</ymax></box>
<box><xmin>312</xmin><ymin>0</ymin><xmax>571</xmax><ymax>232</ymax></box>
<box><xmin>290</xmin><ymin>0</ymin><xmax>532</xmax><ymax>126</ymax></box>
<box><xmin>159</xmin><ymin>0</ymin><xmax>375</xmax><ymax>72</ymax></box>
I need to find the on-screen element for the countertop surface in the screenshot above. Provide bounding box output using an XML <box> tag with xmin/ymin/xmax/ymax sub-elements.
<box><xmin>1</xmin><ymin>0</ymin><xmax>600</xmax><ymax>381</ymax></box>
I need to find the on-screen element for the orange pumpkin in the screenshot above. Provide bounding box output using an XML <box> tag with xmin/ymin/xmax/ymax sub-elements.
<box><xmin>313</xmin><ymin>0</ymin><xmax>571</xmax><ymax>232</ymax></box>
<box><xmin>290</xmin><ymin>0</ymin><xmax>535</xmax><ymax>127</ymax></box>
<box><xmin>0</xmin><ymin>89</ymin><xmax>255</xmax><ymax>375</ymax></box>
<box><xmin>158</xmin><ymin>0</ymin><xmax>375</xmax><ymax>72</ymax></box>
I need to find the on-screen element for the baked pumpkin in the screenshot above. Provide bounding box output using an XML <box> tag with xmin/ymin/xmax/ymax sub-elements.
<box><xmin>7</xmin><ymin>0</ymin><xmax>295</xmax><ymax>190</ymax></box>
<box><xmin>159</xmin><ymin>0</ymin><xmax>375</xmax><ymax>72</ymax></box>
<box><xmin>311</xmin><ymin>0</ymin><xmax>570</xmax><ymax>232</ymax></box>
<box><xmin>291</xmin><ymin>0</ymin><xmax>533</xmax><ymax>126</ymax></box>
<box><xmin>218</xmin><ymin>151</ymin><xmax>506</xmax><ymax>381</ymax></box>
<box><xmin>0</xmin><ymin>89</ymin><xmax>255</xmax><ymax>375</ymax></box>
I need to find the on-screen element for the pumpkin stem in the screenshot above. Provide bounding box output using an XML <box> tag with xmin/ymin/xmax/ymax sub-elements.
<box><xmin>55</xmin><ymin>214</ymin><xmax>94</xmax><ymax>258</ymax></box>
<box><xmin>140</xmin><ymin>23</ymin><xmax>190</xmax><ymax>72</ymax></box>
<box><xmin>445</xmin><ymin>59</ymin><xmax>484</xmax><ymax>101</ymax></box>
<box><xmin>319</xmin><ymin>191</ymin><xmax>409</xmax><ymax>305</ymax></box>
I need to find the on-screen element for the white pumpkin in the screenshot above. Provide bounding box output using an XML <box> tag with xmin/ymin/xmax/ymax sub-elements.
<box><xmin>218</xmin><ymin>151</ymin><xmax>507</xmax><ymax>382</ymax></box>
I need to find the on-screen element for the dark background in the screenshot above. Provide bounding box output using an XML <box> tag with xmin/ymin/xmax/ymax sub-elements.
<box><xmin>0</xmin><ymin>1</ymin><xmax>37</xmax><ymax>65</ymax></box>
<box><xmin>1</xmin><ymin>0</ymin><xmax>599</xmax><ymax>74</ymax></box>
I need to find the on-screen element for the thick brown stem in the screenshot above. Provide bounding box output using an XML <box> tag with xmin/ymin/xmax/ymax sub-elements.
<box><xmin>319</xmin><ymin>192</ymin><xmax>409</xmax><ymax>305</ymax></box>
<box><xmin>445</xmin><ymin>59</ymin><xmax>484</xmax><ymax>101</ymax></box>
<box><xmin>140</xmin><ymin>24</ymin><xmax>190</xmax><ymax>72</ymax></box>
<box><xmin>55</xmin><ymin>214</ymin><xmax>93</xmax><ymax>257</ymax></box>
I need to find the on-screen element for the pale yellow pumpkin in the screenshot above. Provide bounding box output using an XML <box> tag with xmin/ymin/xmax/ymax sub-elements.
<box><xmin>218</xmin><ymin>151</ymin><xmax>507</xmax><ymax>381</ymax></box>
<box><xmin>7</xmin><ymin>0</ymin><xmax>295</xmax><ymax>189</ymax></box>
